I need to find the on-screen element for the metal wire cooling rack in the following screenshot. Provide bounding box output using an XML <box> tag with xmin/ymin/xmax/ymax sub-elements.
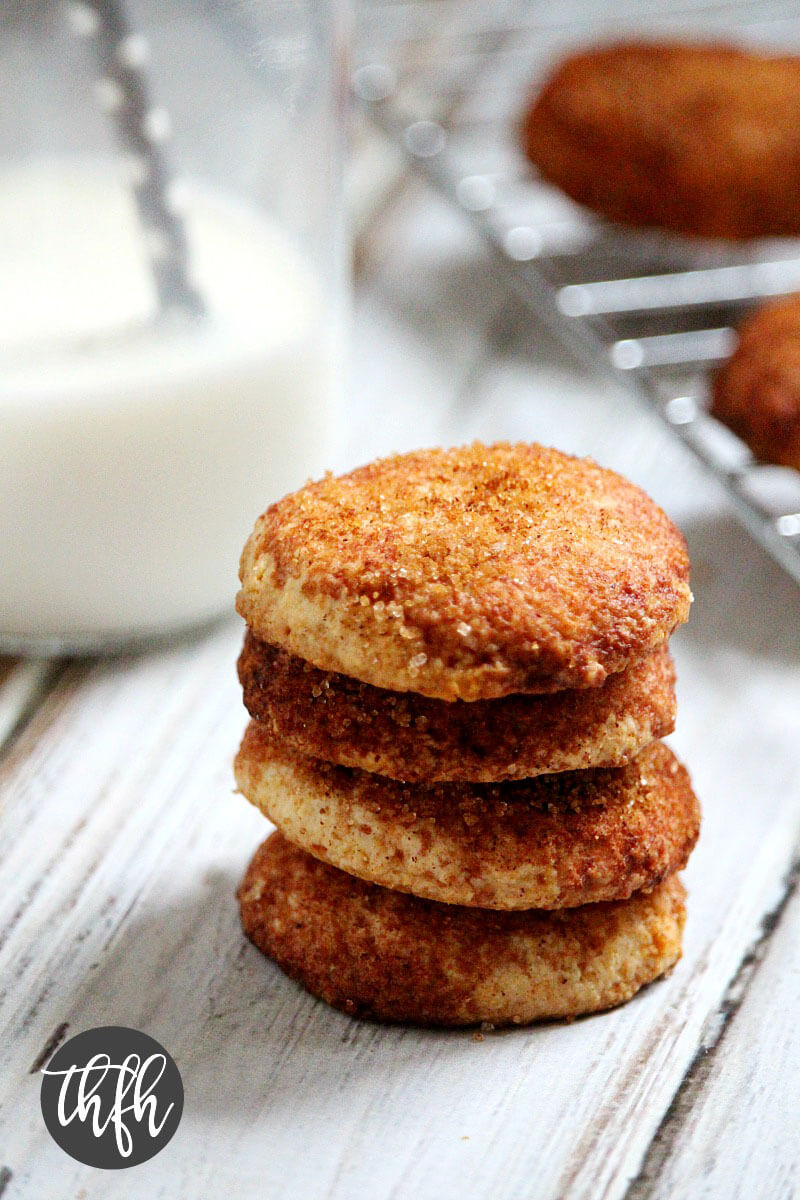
<box><xmin>355</xmin><ymin>0</ymin><xmax>800</xmax><ymax>586</ymax></box>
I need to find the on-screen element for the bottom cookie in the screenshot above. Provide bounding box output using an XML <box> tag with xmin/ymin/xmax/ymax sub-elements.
<box><xmin>238</xmin><ymin>832</ymin><xmax>686</xmax><ymax>1027</ymax></box>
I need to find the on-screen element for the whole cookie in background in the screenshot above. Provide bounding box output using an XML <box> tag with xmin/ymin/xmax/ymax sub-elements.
<box><xmin>239</xmin><ymin>833</ymin><xmax>687</xmax><ymax>1027</ymax></box>
<box><xmin>238</xmin><ymin>634</ymin><xmax>677</xmax><ymax>782</ymax></box>
<box><xmin>712</xmin><ymin>294</ymin><xmax>800</xmax><ymax>470</ymax></box>
<box><xmin>237</xmin><ymin>442</ymin><xmax>690</xmax><ymax>702</ymax></box>
<box><xmin>523</xmin><ymin>42</ymin><xmax>800</xmax><ymax>240</ymax></box>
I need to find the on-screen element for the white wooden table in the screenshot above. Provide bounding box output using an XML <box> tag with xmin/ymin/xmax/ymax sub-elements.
<box><xmin>2</xmin><ymin>175</ymin><xmax>800</xmax><ymax>1200</ymax></box>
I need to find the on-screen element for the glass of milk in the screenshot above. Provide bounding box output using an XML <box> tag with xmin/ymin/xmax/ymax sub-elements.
<box><xmin>0</xmin><ymin>0</ymin><xmax>347</xmax><ymax>651</ymax></box>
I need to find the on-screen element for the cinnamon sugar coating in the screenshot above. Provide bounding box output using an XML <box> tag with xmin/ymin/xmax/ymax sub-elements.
<box><xmin>238</xmin><ymin>633</ymin><xmax>676</xmax><ymax>782</ymax></box>
<box><xmin>523</xmin><ymin>43</ymin><xmax>800</xmax><ymax>240</ymax></box>
<box><xmin>239</xmin><ymin>834</ymin><xmax>686</xmax><ymax>1026</ymax></box>
<box><xmin>235</xmin><ymin>733</ymin><xmax>699</xmax><ymax>910</ymax></box>
<box><xmin>712</xmin><ymin>294</ymin><xmax>800</xmax><ymax>470</ymax></box>
<box><xmin>237</xmin><ymin>442</ymin><xmax>690</xmax><ymax>701</ymax></box>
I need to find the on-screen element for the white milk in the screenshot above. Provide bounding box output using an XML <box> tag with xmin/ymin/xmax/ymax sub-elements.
<box><xmin>0</xmin><ymin>161</ymin><xmax>336</xmax><ymax>648</ymax></box>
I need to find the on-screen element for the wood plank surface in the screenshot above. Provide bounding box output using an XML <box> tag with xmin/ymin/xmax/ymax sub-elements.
<box><xmin>635</xmin><ymin>874</ymin><xmax>800</xmax><ymax>1200</ymax></box>
<box><xmin>0</xmin><ymin>660</ymin><xmax>56</xmax><ymax>757</ymax></box>
<box><xmin>1</xmin><ymin>183</ymin><xmax>799</xmax><ymax>1200</ymax></box>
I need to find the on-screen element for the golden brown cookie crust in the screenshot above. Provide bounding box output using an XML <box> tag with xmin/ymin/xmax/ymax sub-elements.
<box><xmin>238</xmin><ymin>633</ymin><xmax>676</xmax><ymax>782</ymax></box>
<box><xmin>239</xmin><ymin>834</ymin><xmax>686</xmax><ymax>1027</ymax></box>
<box><xmin>712</xmin><ymin>294</ymin><xmax>800</xmax><ymax>470</ymax></box>
<box><xmin>235</xmin><ymin>733</ymin><xmax>699</xmax><ymax>910</ymax></box>
<box><xmin>523</xmin><ymin>42</ymin><xmax>800</xmax><ymax>240</ymax></box>
<box><xmin>237</xmin><ymin>442</ymin><xmax>690</xmax><ymax>701</ymax></box>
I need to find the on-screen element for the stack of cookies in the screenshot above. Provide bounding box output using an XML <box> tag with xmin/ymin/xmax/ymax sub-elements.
<box><xmin>234</xmin><ymin>442</ymin><xmax>700</xmax><ymax>1027</ymax></box>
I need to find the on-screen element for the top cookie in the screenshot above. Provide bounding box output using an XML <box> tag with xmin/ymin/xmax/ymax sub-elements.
<box><xmin>237</xmin><ymin>442</ymin><xmax>690</xmax><ymax>701</ymax></box>
<box><xmin>523</xmin><ymin>42</ymin><xmax>800</xmax><ymax>240</ymax></box>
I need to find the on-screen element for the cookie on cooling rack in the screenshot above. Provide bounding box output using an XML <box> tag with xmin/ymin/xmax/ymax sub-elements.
<box><xmin>523</xmin><ymin>42</ymin><xmax>800</xmax><ymax>240</ymax></box>
<box><xmin>238</xmin><ymin>833</ymin><xmax>687</xmax><ymax>1026</ymax></box>
<box><xmin>237</xmin><ymin>442</ymin><xmax>691</xmax><ymax>702</ymax></box>
<box><xmin>712</xmin><ymin>294</ymin><xmax>800</xmax><ymax>470</ymax></box>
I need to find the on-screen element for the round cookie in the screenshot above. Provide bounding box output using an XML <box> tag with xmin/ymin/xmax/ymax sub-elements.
<box><xmin>238</xmin><ymin>633</ymin><xmax>676</xmax><ymax>782</ymax></box>
<box><xmin>237</xmin><ymin>442</ymin><xmax>690</xmax><ymax>701</ymax></box>
<box><xmin>239</xmin><ymin>833</ymin><xmax>687</xmax><ymax>1027</ymax></box>
<box><xmin>523</xmin><ymin>42</ymin><xmax>800</xmax><ymax>240</ymax></box>
<box><xmin>712</xmin><ymin>294</ymin><xmax>800</xmax><ymax>470</ymax></box>
<box><xmin>235</xmin><ymin>733</ymin><xmax>699</xmax><ymax>910</ymax></box>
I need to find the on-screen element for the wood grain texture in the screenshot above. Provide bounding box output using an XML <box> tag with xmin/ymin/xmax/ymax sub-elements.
<box><xmin>0</xmin><ymin>660</ymin><xmax>56</xmax><ymax>758</ymax></box>
<box><xmin>1</xmin><ymin>182</ymin><xmax>799</xmax><ymax>1200</ymax></box>
<box><xmin>638</xmin><ymin>867</ymin><xmax>800</xmax><ymax>1200</ymax></box>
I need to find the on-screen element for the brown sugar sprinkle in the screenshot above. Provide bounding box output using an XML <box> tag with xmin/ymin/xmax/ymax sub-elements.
<box><xmin>237</xmin><ymin>631</ymin><xmax>677</xmax><ymax>783</ymax></box>
<box><xmin>238</xmin><ymin>833</ymin><xmax>688</xmax><ymax>1027</ymax></box>
<box><xmin>235</xmin><ymin>729</ymin><xmax>701</xmax><ymax>910</ymax></box>
<box><xmin>237</xmin><ymin>442</ymin><xmax>691</xmax><ymax>700</ymax></box>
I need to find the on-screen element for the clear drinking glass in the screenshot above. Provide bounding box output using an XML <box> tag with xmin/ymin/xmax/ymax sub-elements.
<box><xmin>0</xmin><ymin>0</ymin><xmax>348</xmax><ymax>652</ymax></box>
